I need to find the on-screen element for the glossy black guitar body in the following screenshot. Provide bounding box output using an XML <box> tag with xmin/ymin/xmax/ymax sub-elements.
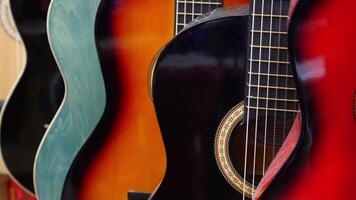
<box><xmin>0</xmin><ymin>0</ymin><xmax>64</xmax><ymax>194</ymax></box>
<box><xmin>151</xmin><ymin>11</ymin><xmax>250</xmax><ymax>199</ymax></box>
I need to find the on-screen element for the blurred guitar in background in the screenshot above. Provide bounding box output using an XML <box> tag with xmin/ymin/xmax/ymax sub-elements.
<box><xmin>0</xmin><ymin>0</ymin><xmax>25</xmax><ymax>176</ymax></box>
<box><xmin>8</xmin><ymin>179</ymin><xmax>36</xmax><ymax>200</ymax></box>
<box><xmin>0</xmin><ymin>1</ymin><xmax>35</xmax><ymax>200</ymax></box>
<box><xmin>0</xmin><ymin>0</ymin><xmax>64</xmax><ymax>195</ymax></box>
<box><xmin>260</xmin><ymin>0</ymin><xmax>356</xmax><ymax>199</ymax></box>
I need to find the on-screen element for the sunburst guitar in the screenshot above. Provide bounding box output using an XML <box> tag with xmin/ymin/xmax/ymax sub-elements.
<box><xmin>60</xmin><ymin>1</ymin><xmax>246</xmax><ymax>200</ymax></box>
<box><xmin>151</xmin><ymin>0</ymin><xmax>301</xmax><ymax>199</ymax></box>
<box><xmin>0</xmin><ymin>0</ymin><xmax>64</xmax><ymax>195</ymax></box>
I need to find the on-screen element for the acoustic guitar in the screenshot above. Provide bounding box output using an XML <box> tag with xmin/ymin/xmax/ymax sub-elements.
<box><xmin>33</xmin><ymin>0</ymin><xmax>106</xmax><ymax>199</ymax></box>
<box><xmin>260</xmin><ymin>0</ymin><xmax>356</xmax><ymax>199</ymax></box>
<box><xmin>61</xmin><ymin>1</ymin><xmax>245</xmax><ymax>200</ymax></box>
<box><xmin>0</xmin><ymin>0</ymin><xmax>64</xmax><ymax>195</ymax></box>
<box><xmin>151</xmin><ymin>0</ymin><xmax>298</xmax><ymax>199</ymax></box>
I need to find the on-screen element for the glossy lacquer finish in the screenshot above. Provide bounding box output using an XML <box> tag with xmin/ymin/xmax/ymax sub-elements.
<box><xmin>33</xmin><ymin>0</ymin><xmax>105</xmax><ymax>199</ymax></box>
<box><xmin>0</xmin><ymin>0</ymin><xmax>63</xmax><ymax>194</ymax></box>
<box><xmin>151</xmin><ymin>12</ymin><xmax>250</xmax><ymax>199</ymax></box>
<box><xmin>261</xmin><ymin>0</ymin><xmax>356</xmax><ymax>199</ymax></box>
<box><xmin>61</xmin><ymin>1</ymin><xmax>245</xmax><ymax>199</ymax></box>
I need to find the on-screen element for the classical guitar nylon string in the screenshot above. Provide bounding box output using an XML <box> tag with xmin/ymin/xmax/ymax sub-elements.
<box><xmin>272</xmin><ymin>0</ymin><xmax>283</xmax><ymax>160</ymax></box>
<box><xmin>251</xmin><ymin>0</ymin><xmax>265</xmax><ymax>194</ymax></box>
<box><xmin>262</xmin><ymin>0</ymin><xmax>275</xmax><ymax>177</ymax></box>
<box><xmin>243</xmin><ymin>0</ymin><xmax>257</xmax><ymax>198</ymax></box>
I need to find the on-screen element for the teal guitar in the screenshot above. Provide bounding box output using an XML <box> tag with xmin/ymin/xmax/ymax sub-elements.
<box><xmin>33</xmin><ymin>0</ymin><xmax>105</xmax><ymax>199</ymax></box>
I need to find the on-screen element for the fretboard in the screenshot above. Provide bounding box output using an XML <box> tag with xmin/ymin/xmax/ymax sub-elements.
<box><xmin>246</xmin><ymin>0</ymin><xmax>298</xmax><ymax>112</ymax></box>
<box><xmin>175</xmin><ymin>0</ymin><xmax>223</xmax><ymax>34</ymax></box>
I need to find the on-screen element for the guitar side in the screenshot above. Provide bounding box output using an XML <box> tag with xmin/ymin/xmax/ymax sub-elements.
<box><xmin>261</xmin><ymin>0</ymin><xmax>356</xmax><ymax>199</ymax></box>
<box><xmin>33</xmin><ymin>0</ymin><xmax>105</xmax><ymax>199</ymax></box>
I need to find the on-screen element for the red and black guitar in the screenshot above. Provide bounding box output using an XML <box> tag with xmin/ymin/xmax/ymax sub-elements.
<box><xmin>260</xmin><ymin>0</ymin><xmax>356</xmax><ymax>199</ymax></box>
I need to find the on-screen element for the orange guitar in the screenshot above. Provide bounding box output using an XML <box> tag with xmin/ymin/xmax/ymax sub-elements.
<box><xmin>61</xmin><ymin>0</ymin><xmax>248</xmax><ymax>199</ymax></box>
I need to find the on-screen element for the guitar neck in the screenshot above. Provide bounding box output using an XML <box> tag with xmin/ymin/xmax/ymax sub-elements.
<box><xmin>246</xmin><ymin>0</ymin><xmax>298</xmax><ymax>113</ymax></box>
<box><xmin>175</xmin><ymin>0</ymin><xmax>223</xmax><ymax>34</ymax></box>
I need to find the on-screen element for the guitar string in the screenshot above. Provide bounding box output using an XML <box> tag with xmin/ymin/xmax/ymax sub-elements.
<box><xmin>184</xmin><ymin>0</ymin><xmax>187</xmax><ymax>30</ymax></box>
<box><xmin>287</xmin><ymin>0</ymin><xmax>299</xmax><ymax>137</ymax></box>
<box><xmin>262</xmin><ymin>0</ymin><xmax>275</xmax><ymax>176</ymax></box>
<box><xmin>192</xmin><ymin>0</ymin><xmax>195</xmax><ymax>23</ymax></box>
<box><xmin>200</xmin><ymin>0</ymin><xmax>203</xmax><ymax>15</ymax></box>
<box><xmin>175</xmin><ymin>0</ymin><xmax>179</xmax><ymax>35</ymax></box>
<box><xmin>272</xmin><ymin>0</ymin><xmax>283</xmax><ymax>158</ymax></box>
<box><xmin>251</xmin><ymin>0</ymin><xmax>266</xmax><ymax>192</ymax></box>
<box><xmin>242</xmin><ymin>0</ymin><xmax>257</xmax><ymax>197</ymax></box>
<box><xmin>282</xmin><ymin>0</ymin><xmax>291</xmax><ymax>141</ymax></box>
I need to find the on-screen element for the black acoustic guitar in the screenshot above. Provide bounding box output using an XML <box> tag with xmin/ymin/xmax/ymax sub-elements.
<box><xmin>151</xmin><ymin>0</ymin><xmax>298</xmax><ymax>199</ymax></box>
<box><xmin>0</xmin><ymin>0</ymin><xmax>64</xmax><ymax>194</ymax></box>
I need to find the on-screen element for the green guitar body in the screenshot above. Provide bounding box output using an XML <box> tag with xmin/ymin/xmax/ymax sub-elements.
<box><xmin>33</xmin><ymin>0</ymin><xmax>105</xmax><ymax>199</ymax></box>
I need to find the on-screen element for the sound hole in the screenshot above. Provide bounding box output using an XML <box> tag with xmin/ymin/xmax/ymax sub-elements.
<box><xmin>229</xmin><ymin>112</ymin><xmax>295</xmax><ymax>187</ymax></box>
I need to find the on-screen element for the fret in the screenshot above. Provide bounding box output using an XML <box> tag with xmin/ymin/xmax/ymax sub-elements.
<box><xmin>251</xmin><ymin>47</ymin><xmax>288</xmax><ymax>62</ymax></box>
<box><xmin>251</xmin><ymin>30</ymin><xmax>288</xmax><ymax>35</ymax></box>
<box><xmin>248</xmin><ymin>86</ymin><xmax>297</xmax><ymax>100</ymax></box>
<box><xmin>250</xmin><ymin>45</ymin><xmax>288</xmax><ymax>50</ymax></box>
<box><xmin>248</xmin><ymin>75</ymin><xmax>296</xmax><ymax>89</ymax></box>
<box><xmin>177</xmin><ymin>0</ymin><xmax>222</xmax><ymax>5</ymax></box>
<box><xmin>247</xmin><ymin>84</ymin><xmax>296</xmax><ymax>91</ymax></box>
<box><xmin>246</xmin><ymin>106</ymin><xmax>300</xmax><ymax>113</ymax></box>
<box><xmin>249</xmin><ymin>59</ymin><xmax>290</xmax><ymax>65</ymax></box>
<box><xmin>247</xmin><ymin>96</ymin><xmax>298</xmax><ymax>102</ymax></box>
<box><xmin>252</xmin><ymin>13</ymin><xmax>289</xmax><ymax>18</ymax></box>
<box><xmin>247</xmin><ymin>72</ymin><xmax>297</xmax><ymax>93</ymax></box>
<box><xmin>176</xmin><ymin>22</ymin><xmax>187</xmax><ymax>26</ymax></box>
<box><xmin>177</xmin><ymin>12</ymin><xmax>203</xmax><ymax>16</ymax></box>
<box><xmin>252</xmin><ymin>16</ymin><xmax>288</xmax><ymax>32</ymax></box>
<box><xmin>248</xmin><ymin>97</ymin><xmax>298</xmax><ymax>110</ymax></box>
<box><xmin>250</xmin><ymin>32</ymin><xmax>288</xmax><ymax>47</ymax></box>
<box><xmin>248</xmin><ymin>72</ymin><xmax>293</xmax><ymax>78</ymax></box>
<box><xmin>248</xmin><ymin>63</ymin><xmax>292</xmax><ymax>75</ymax></box>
